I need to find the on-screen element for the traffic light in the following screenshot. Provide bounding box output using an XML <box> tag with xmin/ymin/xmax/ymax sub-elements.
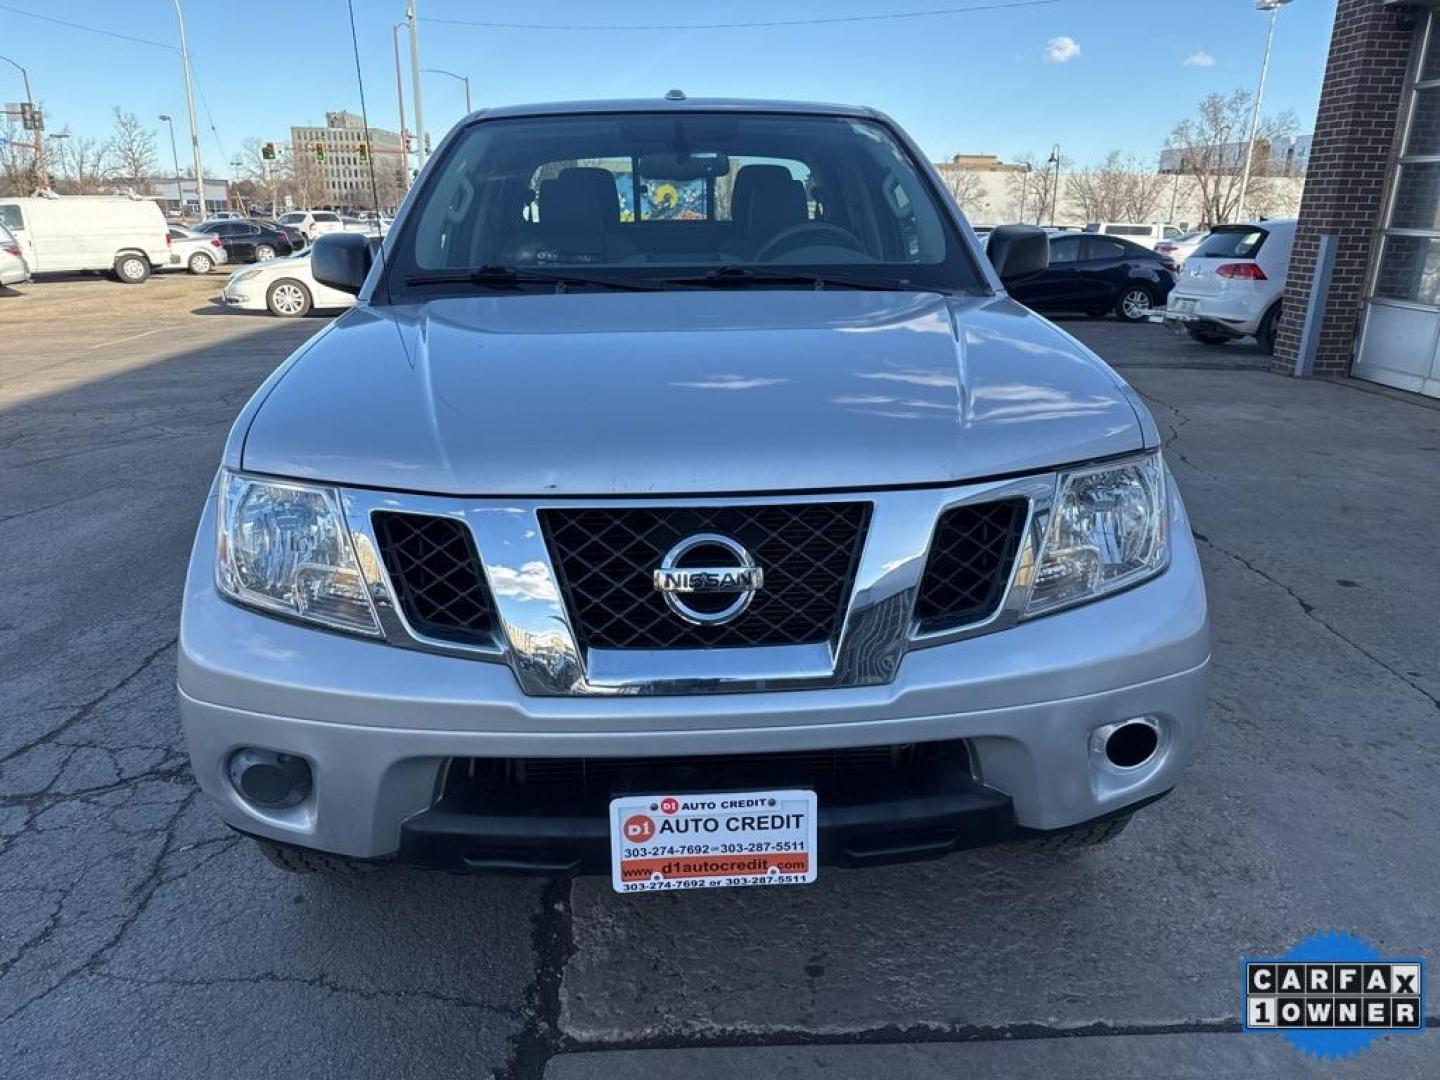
<box><xmin>357</xmin><ymin>142</ymin><xmax>369</xmax><ymax>162</ymax></box>
<box><xmin>18</xmin><ymin>102</ymin><xmax>38</xmax><ymax>131</ymax></box>
<box><xmin>313</xmin><ymin>141</ymin><xmax>326</xmax><ymax>163</ymax></box>
<box><xmin>261</xmin><ymin>142</ymin><xmax>276</xmax><ymax>161</ymax></box>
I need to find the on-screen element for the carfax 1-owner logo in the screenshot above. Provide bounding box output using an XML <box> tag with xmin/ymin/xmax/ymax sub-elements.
<box><xmin>1243</xmin><ymin>931</ymin><xmax>1426</xmax><ymax>1061</ymax></box>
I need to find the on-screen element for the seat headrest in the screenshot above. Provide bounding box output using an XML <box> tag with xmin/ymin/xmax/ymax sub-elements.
<box><xmin>537</xmin><ymin>167</ymin><xmax>621</xmax><ymax>235</ymax></box>
<box><xmin>740</xmin><ymin>168</ymin><xmax>808</xmax><ymax>245</ymax></box>
<box><xmin>730</xmin><ymin>164</ymin><xmax>797</xmax><ymax>226</ymax></box>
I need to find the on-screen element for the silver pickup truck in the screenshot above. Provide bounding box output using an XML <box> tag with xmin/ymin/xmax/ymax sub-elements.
<box><xmin>178</xmin><ymin>97</ymin><xmax>1209</xmax><ymax>888</ymax></box>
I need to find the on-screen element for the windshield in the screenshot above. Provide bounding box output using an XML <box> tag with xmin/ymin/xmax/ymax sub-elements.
<box><xmin>384</xmin><ymin>111</ymin><xmax>981</xmax><ymax>297</ymax></box>
<box><xmin>278</xmin><ymin>213</ymin><xmax>305</xmax><ymax>224</ymax></box>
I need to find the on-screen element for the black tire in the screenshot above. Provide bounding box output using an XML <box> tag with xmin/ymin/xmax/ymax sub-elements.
<box><xmin>1257</xmin><ymin>304</ymin><xmax>1282</xmax><ymax>354</ymax></box>
<box><xmin>254</xmin><ymin>243</ymin><xmax>277</xmax><ymax>262</ymax></box>
<box><xmin>266</xmin><ymin>278</ymin><xmax>312</xmax><ymax>318</ymax></box>
<box><xmin>187</xmin><ymin>251</ymin><xmax>214</xmax><ymax>275</ymax></box>
<box><xmin>1114</xmin><ymin>286</ymin><xmax>1154</xmax><ymax>323</ymax></box>
<box><xmin>1030</xmin><ymin>813</ymin><xmax>1132</xmax><ymax>851</ymax></box>
<box><xmin>114</xmin><ymin>252</ymin><xmax>151</xmax><ymax>284</ymax></box>
<box><xmin>1187</xmin><ymin>327</ymin><xmax>1231</xmax><ymax>346</ymax></box>
<box><xmin>255</xmin><ymin>839</ymin><xmax>379</xmax><ymax>875</ymax></box>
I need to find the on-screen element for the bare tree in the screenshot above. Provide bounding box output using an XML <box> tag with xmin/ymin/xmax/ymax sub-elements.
<box><xmin>1065</xmin><ymin>151</ymin><xmax>1170</xmax><ymax>223</ymax></box>
<box><xmin>1006</xmin><ymin>151</ymin><xmax>1070</xmax><ymax>224</ymax></box>
<box><xmin>50</xmin><ymin>128</ymin><xmax>114</xmax><ymax>194</ymax></box>
<box><xmin>107</xmin><ymin>108</ymin><xmax>157</xmax><ymax>187</ymax></box>
<box><xmin>288</xmin><ymin>150</ymin><xmax>327</xmax><ymax>210</ymax></box>
<box><xmin>1167</xmin><ymin>89</ymin><xmax>1299</xmax><ymax>225</ymax></box>
<box><xmin>938</xmin><ymin>166</ymin><xmax>988</xmax><ymax>218</ymax></box>
<box><xmin>0</xmin><ymin>119</ymin><xmax>40</xmax><ymax>196</ymax></box>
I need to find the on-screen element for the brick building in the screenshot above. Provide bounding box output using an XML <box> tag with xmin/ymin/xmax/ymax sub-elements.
<box><xmin>1274</xmin><ymin>0</ymin><xmax>1440</xmax><ymax>398</ymax></box>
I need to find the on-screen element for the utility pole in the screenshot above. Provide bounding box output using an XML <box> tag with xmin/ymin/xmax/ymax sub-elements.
<box><xmin>407</xmin><ymin>0</ymin><xmax>427</xmax><ymax>169</ymax></box>
<box><xmin>1018</xmin><ymin>162</ymin><xmax>1032</xmax><ymax>224</ymax></box>
<box><xmin>392</xmin><ymin>22</ymin><xmax>411</xmax><ymax>192</ymax></box>
<box><xmin>0</xmin><ymin>55</ymin><xmax>45</xmax><ymax>188</ymax></box>
<box><xmin>1237</xmin><ymin>0</ymin><xmax>1292</xmax><ymax>223</ymax></box>
<box><xmin>172</xmin><ymin>0</ymin><xmax>205</xmax><ymax>217</ymax></box>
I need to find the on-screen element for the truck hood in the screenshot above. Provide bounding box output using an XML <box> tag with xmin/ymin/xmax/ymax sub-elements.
<box><xmin>241</xmin><ymin>291</ymin><xmax>1145</xmax><ymax>496</ymax></box>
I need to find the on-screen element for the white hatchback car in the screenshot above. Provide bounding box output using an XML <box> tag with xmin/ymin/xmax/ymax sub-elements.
<box><xmin>1163</xmin><ymin>219</ymin><xmax>1296</xmax><ymax>353</ymax></box>
<box><xmin>219</xmin><ymin>252</ymin><xmax>357</xmax><ymax>317</ymax></box>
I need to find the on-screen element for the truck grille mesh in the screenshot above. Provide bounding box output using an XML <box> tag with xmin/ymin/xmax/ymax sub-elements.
<box><xmin>540</xmin><ymin>503</ymin><xmax>870</xmax><ymax>650</ymax></box>
<box><xmin>373</xmin><ymin>512</ymin><xmax>497</xmax><ymax>646</ymax></box>
<box><xmin>913</xmin><ymin>499</ymin><xmax>1028</xmax><ymax>633</ymax></box>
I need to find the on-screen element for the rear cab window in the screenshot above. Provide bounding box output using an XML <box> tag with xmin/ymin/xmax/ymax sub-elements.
<box><xmin>1193</xmin><ymin>227</ymin><xmax>1268</xmax><ymax>259</ymax></box>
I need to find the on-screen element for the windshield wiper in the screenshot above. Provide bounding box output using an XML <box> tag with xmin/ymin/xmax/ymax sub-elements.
<box><xmin>658</xmin><ymin>265</ymin><xmax>923</xmax><ymax>292</ymax></box>
<box><xmin>403</xmin><ymin>265</ymin><xmax>659</xmax><ymax>292</ymax></box>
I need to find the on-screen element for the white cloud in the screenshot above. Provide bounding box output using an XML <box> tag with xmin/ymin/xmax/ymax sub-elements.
<box><xmin>1044</xmin><ymin>36</ymin><xmax>1081</xmax><ymax>63</ymax></box>
<box><xmin>1184</xmin><ymin>50</ymin><xmax>1216</xmax><ymax>67</ymax></box>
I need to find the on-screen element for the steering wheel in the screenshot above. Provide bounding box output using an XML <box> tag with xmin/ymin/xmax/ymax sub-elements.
<box><xmin>753</xmin><ymin>222</ymin><xmax>864</xmax><ymax>262</ymax></box>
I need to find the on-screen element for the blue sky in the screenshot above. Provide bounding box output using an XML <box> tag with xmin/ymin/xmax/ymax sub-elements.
<box><xmin>3</xmin><ymin>0</ymin><xmax>1337</xmax><ymax>171</ymax></box>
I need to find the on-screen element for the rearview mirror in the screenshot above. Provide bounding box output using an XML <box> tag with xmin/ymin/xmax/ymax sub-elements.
<box><xmin>311</xmin><ymin>232</ymin><xmax>373</xmax><ymax>295</ymax></box>
<box><xmin>636</xmin><ymin>151</ymin><xmax>731</xmax><ymax>181</ymax></box>
<box><xmin>986</xmin><ymin>224</ymin><xmax>1049</xmax><ymax>285</ymax></box>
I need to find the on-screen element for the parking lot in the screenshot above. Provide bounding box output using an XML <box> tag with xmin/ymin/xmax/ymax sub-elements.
<box><xmin>2</xmin><ymin>276</ymin><xmax>1438</xmax><ymax>1078</ymax></box>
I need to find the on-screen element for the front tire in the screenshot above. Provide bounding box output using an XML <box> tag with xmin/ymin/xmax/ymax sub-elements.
<box><xmin>1115</xmin><ymin>286</ymin><xmax>1154</xmax><ymax>323</ymax></box>
<box><xmin>114</xmin><ymin>253</ymin><xmax>151</xmax><ymax>284</ymax></box>
<box><xmin>187</xmin><ymin>251</ymin><xmax>214</xmax><ymax>275</ymax></box>
<box><xmin>255</xmin><ymin>839</ymin><xmax>377</xmax><ymax>875</ymax></box>
<box><xmin>1031</xmin><ymin>813</ymin><xmax>1132</xmax><ymax>851</ymax></box>
<box><xmin>254</xmin><ymin>243</ymin><xmax>277</xmax><ymax>262</ymax></box>
<box><xmin>266</xmin><ymin>278</ymin><xmax>312</xmax><ymax>318</ymax></box>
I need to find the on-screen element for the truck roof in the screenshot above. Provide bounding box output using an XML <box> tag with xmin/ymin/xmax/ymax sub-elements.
<box><xmin>476</xmin><ymin>96</ymin><xmax>882</xmax><ymax>121</ymax></box>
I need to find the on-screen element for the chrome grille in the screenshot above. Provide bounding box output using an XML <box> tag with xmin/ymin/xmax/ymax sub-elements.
<box><xmin>913</xmin><ymin>498</ymin><xmax>1028</xmax><ymax>634</ymax></box>
<box><xmin>540</xmin><ymin>503</ymin><xmax>871</xmax><ymax>650</ymax></box>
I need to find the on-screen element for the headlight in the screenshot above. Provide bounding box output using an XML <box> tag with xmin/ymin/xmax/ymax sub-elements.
<box><xmin>233</xmin><ymin>267</ymin><xmax>264</xmax><ymax>283</ymax></box>
<box><xmin>216</xmin><ymin>471</ymin><xmax>380</xmax><ymax>636</ymax></box>
<box><xmin>1026</xmin><ymin>452</ymin><xmax>1169</xmax><ymax>615</ymax></box>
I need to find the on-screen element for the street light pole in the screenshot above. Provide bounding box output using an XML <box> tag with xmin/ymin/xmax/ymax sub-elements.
<box><xmin>1018</xmin><ymin>162</ymin><xmax>1031</xmax><ymax>224</ymax></box>
<box><xmin>1047</xmin><ymin>145</ymin><xmax>1061</xmax><ymax>227</ymax></box>
<box><xmin>392</xmin><ymin>23</ymin><xmax>411</xmax><ymax>191</ymax></box>
<box><xmin>424</xmin><ymin>68</ymin><xmax>471</xmax><ymax>114</ymax></box>
<box><xmin>171</xmin><ymin>0</ymin><xmax>205</xmax><ymax>217</ymax></box>
<box><xmin>0</xmin><ymin>54</ymin><xmax>45</xmax><ymax>188</ymax></box>
<box><xmin>158</xmin><ymin>114</ymin><xmax>183</xmax><ymax>215</ymax></box>
<box><xmin>407</xmin><ymin>0</ymin><xmax>427</xmax><ymax>168</ymax></box>
<box><xmin>1237</xmin><ymin>0</ymin><xmax>1292</xmax><ymax>223</ymax></box>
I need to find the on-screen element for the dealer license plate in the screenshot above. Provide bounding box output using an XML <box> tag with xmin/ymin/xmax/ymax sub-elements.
<box><xmin>609</xmin><ymin>789</ymin><xmax>818</xmax><ymax>893</ymax></box>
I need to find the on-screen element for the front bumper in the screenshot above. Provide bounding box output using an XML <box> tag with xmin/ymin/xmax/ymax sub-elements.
<box><xmin>178</xmin><ymin>490</ymin><xmax>1210</xmax><ymax>865</ymax></box>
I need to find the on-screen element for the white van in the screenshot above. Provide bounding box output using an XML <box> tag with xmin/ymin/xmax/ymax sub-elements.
<box><xmin>0</xmin><ymin>195</ymin><xmax>170</xmax><ymax>283</ymax></box>
<box><xmin>1084</xmin><ymin>222</ymin><xmax>1188</xmax><ymax>250</ymax></box>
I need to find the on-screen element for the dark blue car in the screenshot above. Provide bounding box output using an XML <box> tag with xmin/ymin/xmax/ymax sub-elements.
<box><xmin>1008</xmin><ymin>232</ymin><xmax>1179</xmax><ymax>322</ymax></box>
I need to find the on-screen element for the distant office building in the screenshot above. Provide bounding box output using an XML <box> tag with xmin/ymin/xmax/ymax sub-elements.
<box><xmin>1159</xmin><ymin>136</ymin><xmax>1311</xmax><ymax>176</ymax></box>
<box><xmin>290</xmin><ymin>111</ymin><xmax>403</xmax><ymax>205</ymax></box>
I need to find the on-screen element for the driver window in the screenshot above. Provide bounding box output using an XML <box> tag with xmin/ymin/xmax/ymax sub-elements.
<box><xmin>1048</xmin><ymin>238</ymin><xmax>1079</xmax><ymax>265</ymax></box>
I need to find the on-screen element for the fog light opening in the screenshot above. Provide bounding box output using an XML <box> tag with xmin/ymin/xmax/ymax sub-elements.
<box><xmin>1104</xmin><ymin>721</ymin><xmax>1160</xmax><ymax>770</ymax></box>
<box><xmin>228</xmin><ymin>748</ymin><xmax>312</xmax><ymax>809</ymax></box>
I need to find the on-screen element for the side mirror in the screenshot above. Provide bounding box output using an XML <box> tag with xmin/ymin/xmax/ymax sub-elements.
<box><xmin>986</xmin><ymin>224</ymin><xmax>1049</xmax><ymax>285</ymax></box>
<box><xmin>312</xmin><ymin>231</ymin><xmax>373</xmax><ymax>295</ymax></box>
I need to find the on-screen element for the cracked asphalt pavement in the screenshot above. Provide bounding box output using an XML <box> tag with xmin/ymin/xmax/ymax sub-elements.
<box><xmin>2</xmin><ymin>277</ymin><xmax>1437</xmax><ymax>1077</ymax></box>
